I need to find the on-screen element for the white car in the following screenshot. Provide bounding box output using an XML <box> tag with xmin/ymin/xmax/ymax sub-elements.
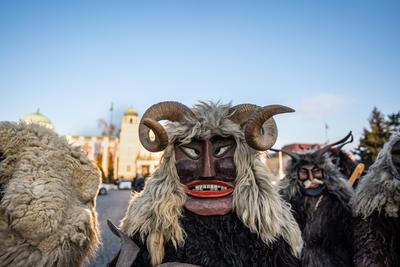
<box><xmin>118</xmin><ymin>180</ymin><xmax>132</xmax><ymax>190</ymax></box>
<box><xmin>98</xmin><ymin>183</ymin><xmax>112</xmax><ymax>195</ymax></box>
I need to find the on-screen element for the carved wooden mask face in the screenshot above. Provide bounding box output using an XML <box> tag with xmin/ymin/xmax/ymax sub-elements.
<box><xmin>296</xmin><ymin>163</ymin><xmax>325</xmax><ymax>197</ymax></box>
<box><xmin>175</xmin><ymin>135</ymin><xmax>236</xmax><ymax>216</ymax></box>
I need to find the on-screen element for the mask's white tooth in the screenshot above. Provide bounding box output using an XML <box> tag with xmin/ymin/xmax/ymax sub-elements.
<box><xmin>213</xmin><ymin>185</ymin><xmax>217</xmax><ymax>191</ymax></box>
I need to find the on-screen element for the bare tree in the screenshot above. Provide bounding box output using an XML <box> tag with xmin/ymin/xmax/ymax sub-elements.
<box><xmin>97</xmin><ymin>118</ymin><xmax>116</xmax><ymax>136</ymax></box>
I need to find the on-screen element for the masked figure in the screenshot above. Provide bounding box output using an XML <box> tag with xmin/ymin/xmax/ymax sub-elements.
<box><xmin>110</xmin><ymin>101</ymin><xmax>302</xmax><ymax>267</ymax></box>
<box><xmin>278</xmin><ymin>132</ymin><xmax>354</xmax><ymax>267</ymax></box>
<box><xmin>0</xmin><ymin>122</ymin><xmax>101</xmax><ymax>267</ymax></box>
<box><xmin>352</xmin><ymin>132</ymin><xmax>400</xmax><ymax>267</ymax></box>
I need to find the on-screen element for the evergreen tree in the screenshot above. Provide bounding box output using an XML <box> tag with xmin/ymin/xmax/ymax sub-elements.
<box><xmin>388</xmin><ymin>111</ymin><xmax>400</xmax><ymax>132</ymax></box>
<box><xmin>353</xmin><ymin>107</ymin><xmax>390</xmax><ymax>168</ymax></box>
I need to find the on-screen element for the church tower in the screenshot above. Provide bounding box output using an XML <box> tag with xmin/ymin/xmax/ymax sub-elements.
<box><xmin>116</xmin><ymin>107</ymin><xmax>140</xmax><ymax>179</ymax></box>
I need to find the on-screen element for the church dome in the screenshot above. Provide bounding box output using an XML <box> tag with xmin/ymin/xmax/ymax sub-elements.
<box><xmin>124</xmin><ymin>107</ymin><xmax>138</xmax><ymax>116</ymax></box>
<box><xmin>21</xmin><ymin>110</ymin><xmax>53</xmax><ymax>129</ymax></box>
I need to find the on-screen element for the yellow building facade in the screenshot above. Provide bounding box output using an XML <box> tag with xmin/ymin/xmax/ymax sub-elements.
<box><xmin>22</xmin><ymin>108</ymin><xmax>162</xmax><ymax>180</ymax></box>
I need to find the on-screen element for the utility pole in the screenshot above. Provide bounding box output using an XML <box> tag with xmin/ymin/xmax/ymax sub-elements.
<box><xmin>109</xmin><ymin>102</ymin><xmax>114</xmax><ymax>136</ymax></box>
<box><xmin>325</xmin><ymin>122</ymin><xmax>329</xmax><ymax>143</ymax></box>
<box><xmin>108</xmin><ymin>102</ymin><xmax>114</xmax><ymax>181</ymax></box>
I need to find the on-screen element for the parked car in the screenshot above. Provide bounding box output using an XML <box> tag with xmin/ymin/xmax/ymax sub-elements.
<box><xmin>98</xmin><ymin>183</ymin><xmax>112</xmax><ymax>195</ymax></box>
<box><xmin>118</xmin><ymin>180</ymin><xmax>132</xmax><ymax>190</ymax></box>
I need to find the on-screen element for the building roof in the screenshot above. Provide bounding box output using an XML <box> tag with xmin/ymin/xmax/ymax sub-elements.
<box><xmin>281</xmin><ymin>143</ymin><xmax>321</xmax><ymax>152</ymax></box>
<box><xmin>124</xmin><ymin>107</ymin><xmax>138</xmax><ymax>116</ymax></box>
<box><xmin>21</xmin><ymin>110</ymin><xmax>53</xmax><ymax>126</ymax></box>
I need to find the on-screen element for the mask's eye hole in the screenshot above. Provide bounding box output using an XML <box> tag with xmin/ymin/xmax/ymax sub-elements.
<box><xmin>214</xmin><ymin>145</ymin><xmax>232</xmax><ymax>157</ymax></box>
<box><xmin>311</xmin><ymin>168</ymin><xmax>324</xmax><ymax>179</ymax></box>
<box><xmin>181</xmin><ymin>146</ymin><xmax>201</xmax><ymax>160</ymax></box>
<box><xmin>298</xmin><ymin>168</ymin><xmax>309</xmax><ymax>180</ymax></box>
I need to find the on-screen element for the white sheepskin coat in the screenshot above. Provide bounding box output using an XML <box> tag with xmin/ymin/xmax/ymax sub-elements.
<box><xmin>0</xmin><ymin>122</ymin><xmax>101</xmax><ymax>267</ymax></box>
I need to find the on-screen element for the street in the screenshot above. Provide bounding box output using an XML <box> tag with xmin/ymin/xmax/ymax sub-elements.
<box><xmin>87</xmin><ymin>189</ymin><xmax>132</xmax><ymax>267</ymax></box>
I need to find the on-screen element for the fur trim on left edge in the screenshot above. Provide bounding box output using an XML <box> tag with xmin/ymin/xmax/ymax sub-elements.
<box><xmin>0</xmin><ymin>122</ymin><xmax>101</xmax><ymax>267</ymax></box>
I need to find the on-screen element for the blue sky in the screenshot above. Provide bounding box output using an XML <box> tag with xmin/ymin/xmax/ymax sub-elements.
<box><xmin>1</xmin><ymin>0</ymin><xmax>399</xmax><ymax>149</ymax></box>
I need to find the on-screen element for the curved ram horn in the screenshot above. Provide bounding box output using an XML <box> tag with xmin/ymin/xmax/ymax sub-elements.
<box><xmin>314</xmin><ymin>131</ymin><xmax>353</xmax><ymax>160</ymax></box>
<box><xmin>228</xmin><ymin>104</ymin><xmax>259</xmax><ymax>125</ymax></box>
<box><xmin>139</xmin><ymin>101</ymin><xmax>194</xmax><ymax>152</ymax></box>
<box><xmin>270</xmin><ymin>148</ymin><xmax>301</xmax><ymax>162</ymax></box>
<box><xmin>245</xmin><ymin>105</ymin><xmax>295</xmax><ymax>151</ymax></box>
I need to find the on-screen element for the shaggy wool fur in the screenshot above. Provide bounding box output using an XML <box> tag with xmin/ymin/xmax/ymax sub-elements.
<box><xmin>119</xmin><ymin>210</ymin><xmax>300</xmax><ymax>267</ymax></box>
<box><xmin>280</xmin><ymin>151</ymin><xmax>354</xmax><ymax>267</ymax></box>
<box><xmin>328</xmin><ymin>148</ymin><xmax>357</xmax><ymax>181</ymax></box>
<box><xmin>0</xmin><ymin>122</ymin><xmax>101</xmax><ymax>267</ymax></box>
<box><xmin>119</xmin><ymin>102</ymin><xmax>302</xmax><ymax>266</ymax></box>
<box><xmin>352</xmin><ymin>132</ymin><xmax>400</xmax><ymax>267</ymax></box>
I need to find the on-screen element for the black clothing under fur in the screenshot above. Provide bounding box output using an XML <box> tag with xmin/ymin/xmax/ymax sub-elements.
<box><xmin>286</xmin><ymin>190</ymin><xmax>354</xmax><ymax>267</ymax></box>
<box><xmin>353</xmin><ymin>212</ymin><xmax>400</xmax><ymax>267</ymax></box>
<box><xmin>112</xmin><ymin>211</ymin><xmax>300</xmax><ymax>267</ymax></box>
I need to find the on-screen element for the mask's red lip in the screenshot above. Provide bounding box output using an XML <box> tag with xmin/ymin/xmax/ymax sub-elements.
<box><xmin>185</xmin><ymin>180</ymin><xmax>234</xmax><ymax>198</ymax></box>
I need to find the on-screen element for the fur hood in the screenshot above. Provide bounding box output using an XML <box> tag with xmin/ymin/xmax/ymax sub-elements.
<box><xmin>120</xmin><ymin>102</ymin><xmax>302</xmax><ymax>266</ymax></box>
<box><xmin>281</xmin><ymin>150</ymin><xmax>351</xmax><ymax>201</ymax></box>
<box><xmin>352</xmin><ymin>132</ymin><xmax>400</xmax><ymax>218</ymax></box>
<box><xmin>0</xmin><ymin>122</ymin><xmax>101</xmax><ymax>267</ymax></box>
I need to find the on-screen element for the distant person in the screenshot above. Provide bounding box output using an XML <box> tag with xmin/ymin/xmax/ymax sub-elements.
<box><xmin>133</xmin><ymin>174</ymin><xmax>148</xmax><ymax>192</ymax></box>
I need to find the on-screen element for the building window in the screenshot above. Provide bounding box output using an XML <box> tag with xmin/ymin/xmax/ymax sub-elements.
<box><xmin>126</xmin><ymin>165</ymin><xmax>131</xmax><ymax>172</ymax></box>
<box><xmin>141</xmin><ymin>165</ymin><xmax>150</xmax><ymax>175</ymax></box>
<box><xmin>129</xmin><ymin>118</ymin><xmax>133</xmax><ymax>124</ymax></box>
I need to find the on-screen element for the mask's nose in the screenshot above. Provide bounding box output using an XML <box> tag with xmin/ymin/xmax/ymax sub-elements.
<box><xmin>201</xmin><ymin>140</ymin><xmax>216</xmax><ymax>178</ymax></box>
<box><xmin>308</xmin><ymin>169</ymin><xmax>315</xmax><ymax>181</ymax></box>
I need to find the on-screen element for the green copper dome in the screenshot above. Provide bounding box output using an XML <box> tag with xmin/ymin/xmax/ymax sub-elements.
<box><xmin>22</xmin><ymin>110</ymin><xmax>53</xmax><ymax>125</ymax></box>
<box><xmin>124</xmin><ymin>107</ymin><xmax>138</xmax><ymax>116</ymax></box>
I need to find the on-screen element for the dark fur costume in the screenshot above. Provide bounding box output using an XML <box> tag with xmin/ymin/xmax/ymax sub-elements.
<box><xmin>352</xmin><ymin>132</ymin><xmax>400</xmax><ymax>267</ymax></box>
<box><xmin>110</xmin><ymin>210</ymin><xmax>300</xmax><ymax>267</ymax></box>
<box><xmin>329</xmin><ymin>148</ymin><xmax>357</xmax><ymax>180</ymax></box>
<box><xmin>281</xmin><ymin>152</ymin><xmax>354</xmax><ymax>267</ymax></box>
